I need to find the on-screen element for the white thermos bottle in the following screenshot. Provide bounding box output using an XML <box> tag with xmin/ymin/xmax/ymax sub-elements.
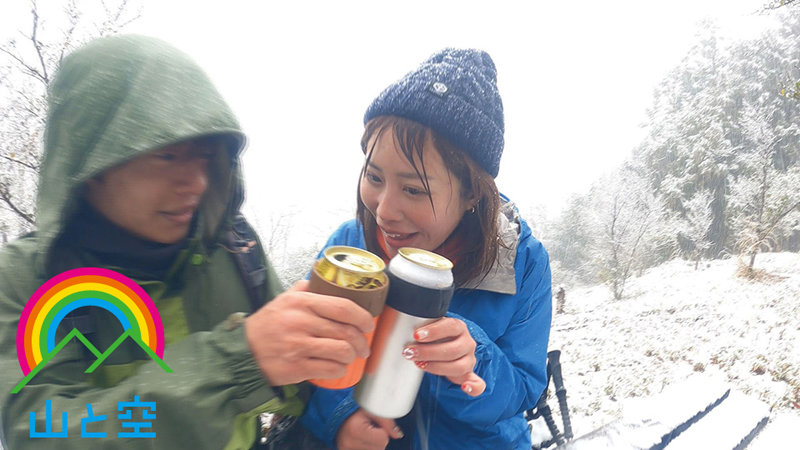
<box><xmin>354</xmin><ymin>247</ymin><xmax>454</xmax><ymax>418</ymax></box>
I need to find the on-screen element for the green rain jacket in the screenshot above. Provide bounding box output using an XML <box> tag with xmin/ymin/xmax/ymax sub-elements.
<box><xmin>0</xmin><ymin>35</ymin><xmax>304</xmax><ymax>449</ymax></box>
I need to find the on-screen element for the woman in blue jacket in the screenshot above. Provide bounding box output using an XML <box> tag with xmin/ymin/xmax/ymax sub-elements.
<box><xmin>300</xmin><ymin>48</ymin><xmax>552</xmax><ymax>449</ymax></box>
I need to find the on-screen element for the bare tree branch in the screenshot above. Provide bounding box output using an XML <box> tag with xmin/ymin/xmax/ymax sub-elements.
<box><xmin>766</xmin><ymin>201</ymin><xmax>800</xmax><ymax>232</ymax></box>
<box><xmin>30</xmin><ymin>0</ymin><xmax>50</xmax><ymax>86</ymax></box>
<box><xmin>20</xmin><ymin>101</ymin><xmax>42</xmax><ymax>119</ymax></box>
<box><xmin>112</xmin><ymin>13</ymin><xmax>141</xmax><ymax>33</ymax></box>
<box><xmin>761</xmin><ymin>0</ymin><xmax>799</xmax><ymax>11</ymax></box>
<box><xmin>0</xmin><ymin>46</ymin><xmax>48</xmax><ymax>85</ymax></box>
<box><xmin>0</xmin><ymin>154</ymin><xmax>39</xmax><ymax>171</ymax></box>
<box><xmin>0</xmin><ymin>184</ymin><xmax>35</xmax><ymax>225</ymax></box>
<box><xmin>58</xmin><ymin>0</ymin><xmax>81</xmax><ymax>64</ymax></box>
<box><xmin>97</xmin><ymin>0</ymin><xmax>141</xmax><ymax>35</ymax></box>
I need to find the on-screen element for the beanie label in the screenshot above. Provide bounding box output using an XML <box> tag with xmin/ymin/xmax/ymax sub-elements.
<box><xmin>428</xmin><ymin>81</ymin><xmax>450</xmax><ymax>98</ymax></box>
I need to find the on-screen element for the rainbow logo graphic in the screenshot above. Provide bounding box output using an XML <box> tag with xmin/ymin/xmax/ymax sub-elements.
<box><xmin>12</xmin><ymin>267</ymin><xmax>171</xmax><ymax>393</ymax></box>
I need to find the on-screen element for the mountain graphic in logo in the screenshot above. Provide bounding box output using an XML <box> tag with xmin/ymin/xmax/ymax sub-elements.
<box><xmin>12</xmin><ymin>267</ymin><xmax>171</xmax><ymax>394</ymax></box>
<box><xmin>11</xmin><ymin>328</ymin><xmax>172</xmax><ymax>393</ymax></box>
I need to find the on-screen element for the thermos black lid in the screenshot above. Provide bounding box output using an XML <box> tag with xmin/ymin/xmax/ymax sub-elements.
<box><xmin>385</xmin><ymin>271</ymin><xmax>454</xmax><ymax>318</ymax></box>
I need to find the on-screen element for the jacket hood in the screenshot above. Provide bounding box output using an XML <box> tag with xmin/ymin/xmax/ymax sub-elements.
<box><xmin>462</xmin><ymin>196</ymin><xmax>524</xmax><ymax>295</ymax></box>
<box><xmin>36</xmin><ymin>35</ymin><xmax>246</xmax><ymax>266</ymax></box>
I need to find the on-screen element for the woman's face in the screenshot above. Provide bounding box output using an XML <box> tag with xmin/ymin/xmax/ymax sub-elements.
<box><xmin>360</xmin><ymin>128</ymin><xmax>473</xmax><ymax>258</ymax></box>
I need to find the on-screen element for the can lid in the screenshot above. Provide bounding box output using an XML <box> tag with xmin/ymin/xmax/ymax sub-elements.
<box><xmin>323</xmin><ymin>246</ymin><xmax>385</xmax><ymax>274</ymax></box>
<box><xmin>397</xmin><ymin>248</ymin><xmax>453</xmax><ymax>271</ymax></box>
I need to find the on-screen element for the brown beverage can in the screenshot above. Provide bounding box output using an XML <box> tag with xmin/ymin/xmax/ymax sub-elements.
<box><xmin>309</xmin><ymin>246</ymin><xmax>389</xmax><ymax>388</ymax></box>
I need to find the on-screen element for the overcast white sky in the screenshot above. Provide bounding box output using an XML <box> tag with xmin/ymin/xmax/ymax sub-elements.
<box><xmin>1</xmin><ymin>0</ymin><xmax>780</xmax><ymax>246</ymax></box>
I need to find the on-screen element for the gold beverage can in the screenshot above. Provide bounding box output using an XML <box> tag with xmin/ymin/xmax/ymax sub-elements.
<box><xmin>314</xmin><ymin>246</ymin><xmax>387</xmax><ymax>289</ymax></box>
<box><xmin>309</xmin><ymin>246</ymin><xmax>389</xmax><ymax>389</ymax></box>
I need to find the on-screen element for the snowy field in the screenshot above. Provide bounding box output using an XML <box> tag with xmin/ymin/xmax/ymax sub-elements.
<box><xmin>544</xmin><ymin>252</ymin><xmax>800</xmax><ymax>445</ymax></box>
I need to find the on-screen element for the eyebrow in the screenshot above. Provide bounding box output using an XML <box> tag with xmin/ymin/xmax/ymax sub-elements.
<box><xmin>366</xmin><ymin>162</ymin><xmax>436</xmax><ymax>181</ymax></box>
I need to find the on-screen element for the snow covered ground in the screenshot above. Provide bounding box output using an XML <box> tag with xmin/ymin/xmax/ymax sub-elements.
<box><xmin>544</xmin><ymin>252</ymin><xmax>800</xmax><ymax>446</ymax></box>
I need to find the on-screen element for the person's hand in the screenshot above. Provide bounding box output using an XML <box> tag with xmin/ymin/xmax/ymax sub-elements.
<box><xmin>244</xmin><ymin>280</ymin><xmax>375</xmax><ymax>386</ymax></box>
<box><xmin>336</xmin><ymin>409</ymin><xmax>403</xmax><ymax>450</ymax></box>
<box><xmin>402</xmin><ymin>317</ymin><xmax>486</xmax><ymax>396</ymax></box>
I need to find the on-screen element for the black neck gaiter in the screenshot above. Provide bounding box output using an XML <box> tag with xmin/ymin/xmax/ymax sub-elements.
<box><xmin>58</xmin><ymin>200</ymin><xmax>193</xmax><ymax>280</ymax></box>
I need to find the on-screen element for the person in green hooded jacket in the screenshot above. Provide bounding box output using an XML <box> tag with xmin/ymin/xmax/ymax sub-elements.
<box><xmin>0</xmin><ymin>35</ymin><xmax>374</xmax><ymax>449</ymax></box>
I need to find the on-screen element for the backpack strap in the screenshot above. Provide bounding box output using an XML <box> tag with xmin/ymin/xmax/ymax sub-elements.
<box><xmin>226</xmin><ymin>213</ymin><xmax>269</xmax><ymax>312</ymax></box>
<box><xmin>224</xmin><ymin>214</ymin><xmax>315</xmax><ymax>449</ymax></box>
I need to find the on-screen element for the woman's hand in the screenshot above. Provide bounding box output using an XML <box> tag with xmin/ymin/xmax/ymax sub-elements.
<box><xmin>336</xmin><ymin>409</ymin><xmax>404</xmax><ymax>450</ymax></box>
<box><xmin>403</xmin><ymin>317</ymin><xmax>486</xmax><ymax>396</ymax></box>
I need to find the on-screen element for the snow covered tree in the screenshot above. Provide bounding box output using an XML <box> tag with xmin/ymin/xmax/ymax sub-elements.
<box><xmin>0</xmin><ymin>0</ymin><xmax>140</xmax><ymax>242</ymax></box>
<box><xmin>531</xmin><ymin>13</ymin><xmax>800</xmax><ymax>287</ymax></box>
<box><xmin>775</xmin><ymin>11</ymin><xmax>800</xmax><ymax>100</ymax></box>
<box><xmin>675</xmin><ymin>190</ymin><xmax>715</xmax><ymax>269</ymax></box>
<box><xmin>729</xmin><ymin>102</ymin><xmax>800</xmax><ymax>273</ymax></box>
<box><xmin>726</xmin><ymin>13</ymin><xmax>800</xmax><ymax>258</ymax></box>
<box><xmin>638</xmin><ymin>22</ymin><xmax>739</xmax><ymax>257</ymax></box>
<box><xmin>636</xmin><ymin>13</ymin><xmax>800</xmax><ymax>258</ymax></box>
<box><xmin>520</xmin><ymin>203</ymin><xmax>551</xmax><ymax>245</ymax></box>
<box><xmin>587</xmin><ymin>165</ymin><xmax>663</xmax><ymax>300</ymax></box>
<box><xmin>547</xmin><ymin>195</ymin><xmax>596</xmax><ymax>286</ymax></box>
<box><xmin>247</xmin><ymin>207</ymin><xmax>325</xmax><ymax>288</ymax></box>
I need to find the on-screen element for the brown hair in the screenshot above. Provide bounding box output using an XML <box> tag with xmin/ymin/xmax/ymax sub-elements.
<box><xmin>356</xmin><ymin>116</ymin><xmax>502</xmax><ymax>287</ymax></box>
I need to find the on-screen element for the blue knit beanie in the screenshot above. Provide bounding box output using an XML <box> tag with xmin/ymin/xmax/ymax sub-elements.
<box><xmin>364</xmin><ymin>48</ymin><xmax>505</xmax><ymax>178</ymax></box>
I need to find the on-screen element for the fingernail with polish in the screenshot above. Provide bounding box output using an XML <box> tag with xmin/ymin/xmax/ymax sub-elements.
<box><xmin>414</xmin><ymin>329</ymin><xmax>429</xmax><ymax>341</ymax></box>
<box><xmin>462</xmin><ymin>383</ymin><xmax>473</xmax><ymax>394</ymax></box>
<box><xmin>415</xmin><ymin>361</ymin><xmax>428</xmax><ymax>369</ymax></box>
<box><xmin>402</xmin><ymin>346</ymin><xmax>417</xmax><ymax>360</ymax></box>
<box><xmin>393</xmin><ymin>426</ymin><xmax>404</xmax><ymax>438</ymax></box>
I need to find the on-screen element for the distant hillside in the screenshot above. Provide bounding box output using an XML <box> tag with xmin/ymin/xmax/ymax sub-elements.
<box><xmin>546</xmin><ymin>252</ymin><xmax>800</xmax><ymax>439</ymax></box>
